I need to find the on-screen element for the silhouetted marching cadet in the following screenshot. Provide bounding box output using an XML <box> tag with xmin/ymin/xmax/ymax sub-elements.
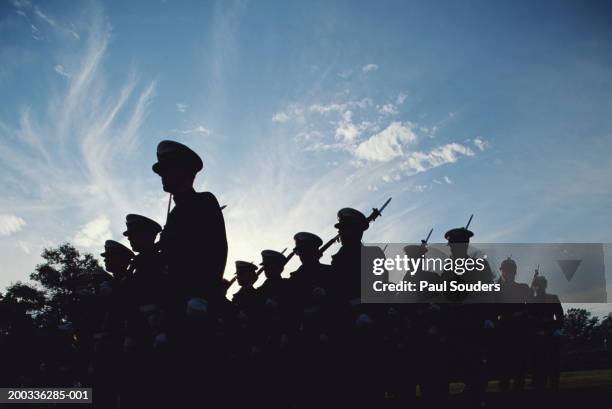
<box><xmin>231</xmin><ymin>261</ymin><xmax>265</xmax><ymax>406</ymax></box>
<box><xmin>402</xmin><ymin>244</ymin><xmax>449</xmax><ymax>405</ymax></box>
<box><xmin>123</xmin><ymin>214</ymin><xmax>165</xmax><ymax>311</ymax></box>
<box><xmin>286</xmin><ymin>232</ymin><xmax>337</xmax><ymax>408</ymax></box>
<box><xmin>530</xmin><ymin>274</ymin><xmax>564</xmax><ymax>392</ymax></box>
<box><xmin>442</xmin><ymin>226</ymin><xmax>494</xmax><ymax>407</ymax></box>
<box><xmin>152</xmin><ymin>140</ymin><xmax>228</xmax><ymax>408</ymax></box>
<box><xmin>153</xmin><ymin>140</ymin><xmax>228</xmax><ymax>306</ymax></box>
<box><xmin>403</xmin><ymin>243</ymin><xmax>443</xmax><ymax>303</ymax></box>
<box><xmin>120</xmin><ymin>214</ymin><xmax>166</xmax><ymax>409</ymax></box>
<box><xmin>494</xmin><ymin>257</ymin><xmax>531</xmax><ymax>392</ymax></box>
<box><xmin>257</xmin><ymin>250</ymin><xmax>292</xmax><ymax>344</ymax></box>
<box><xmin>233</xmin><ymin>261</ymin><xmax>261</xmax><ymax>317</ymax></box>
<box><xmin>290</xmin><ymin>232</ymin><xmax>333</xmax><ymax>306</ymax></box>
<box><xmin>329</xmin><ymin>209</ymin><xmax>388</xmax><ymax>406</ymax></box>
<box><xmin>98</xmin><ymin>240</ymin><xmax>134</xmax><ymax>334</ymax></box>
<box><xmin>331</xmin><ymin>208</ymin><xmax>387</xmax><ymax>305</ymax></box>
<box><xmin>256</xmin><ymin>250</ymin><xmax>292</xmax><ymax>409</ymax></box>
<box><xmin>257</xmin><ymin>250</ymin><xmax>290</xmax><ymax>309</ymax></box>
<box><xmin>95</xmin><ymin>240</ymin><xmax>134</xmax><ymax>409</ymax></box>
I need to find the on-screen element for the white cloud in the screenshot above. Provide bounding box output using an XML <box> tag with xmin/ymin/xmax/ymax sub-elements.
<box><xmin>362</xmin><ymin>63</ymin><xmax>379</xmax><ymax>73</ymax></box>
<box><xmin>473</xmin><ymin>137</ymin><xmax>488</xmax><ymax>151</ymax></box>
<box><xmin>379</xmin><ymin>103</ymin><xmax>398</xmax><ymax>115</ymax></box>
<box><xmin>310</xmin><ymin>102</ymin><xmax>347</xmax><ymax>114</ymax></box>
<box><xmin>396</xmin><ymin>93</ymin><xmax>407</xmax><ymax>105</ymax></box>
<box><xmin>0</xmin><ymin>214</ymin><xmax>26</xmax><ymax>236</ymax></box>
<box><xmin>335</xmin><ymin>110</ymin><xmax>361</xmax><ymax>144</ymax></box>
<box><xmin>73</xmin><ymin>215</ymin><xmax>111</xmax><ymax>248</ymax></box>
<box><xmin>176</xmin><ymin>103</ymin><xmax>188</xmax><ymax>113</ymax></box>
<box><xmin>271</xmin><ymin>105</ymin><xmax>305</xmax><ymax>123</ymax></box>
<box><xmin>354</xmin><ymin>122</ymin><xmax>417</xmax><ymax>162</ymax></box>
<box><xmin>443</xmin><ymin>176</ymin><xmax>453</xmax><ymax>184</ymax></box>
<box><xmin>272</xmin><ymin>112</ymin><xmax>290</xmax><ymax>123</ymax></box>
<box><xmin>401</xmin><ymin>143</ymin><xmax>475</xmax><ymax>174</ymax></box>
<box><xmin>181</xmin><ymin>125</ymin><xmax>212</xmax><ymax>135</ymax></box>
<box><xmin>54</xmin><ymin>64</ymin><xmax>69</xmax><ymax>78</ymax></box>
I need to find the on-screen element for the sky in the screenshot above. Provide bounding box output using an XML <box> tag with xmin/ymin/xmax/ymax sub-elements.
<box><xmin>1</xmin><ymin>0</ymin><xmax>612</xmax><ymax>314</ymax></box>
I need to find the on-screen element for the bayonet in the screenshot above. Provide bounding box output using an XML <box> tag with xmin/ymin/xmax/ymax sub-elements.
<box><xmin>422</xmin><ymin>228</ymin><xmax>433</xmax><ymax>245</ymax></box>
<box><xmin>465</xmin><ymin>214</ymin><xmax>474</xmax><ymax>229</ymax></box>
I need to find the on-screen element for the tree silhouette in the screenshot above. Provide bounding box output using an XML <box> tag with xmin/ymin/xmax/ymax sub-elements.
<box><xmin>563</xmin><ymin>308</ymin><xmax>600</xmax><ymax>351</ymax></box>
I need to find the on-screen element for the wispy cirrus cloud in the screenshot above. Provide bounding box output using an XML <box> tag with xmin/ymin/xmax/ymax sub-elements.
<box><xmin>0</xmin><ymin>5</ymin><xmax>161</xmax><ymax>259</ymax></box>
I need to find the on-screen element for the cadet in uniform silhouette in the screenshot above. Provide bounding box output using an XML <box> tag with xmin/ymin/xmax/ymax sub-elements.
<box><xmin>287</xmin><ymin>232</ymin><xmax>336</xmax><ymax>408</ymax></box>
<box><xmin>330</xmin><ymin>209</ymin><xmax>387</xmax><ymax>406</ymax></box>
<box><xmin>257</xmin><ymin>250</ymin><xmax>292</xmax><ymax>346</ymax></box>
<box><xmin>96</xmin><ymin>240</ymin><xmax>134</xmax><ymax>409</ymax></box>
<box><xmin>290</xmin><ymin>232</ymin><xmax>332</xmax><ymax>304</ymax></box>
<box><xmin>257</xmin><ymin>250</ymin><xmax>289</xmax><ymax>308</ymax></box>
<box><xmin>123</xmin><ymin>214</ymin><xmax>165</xmax><ymax>309</ymax></box>
<box><xmin>233</xmin><ymin>261</ymin><xmax>261</xmax><ymax>317</ymax></box>
<box><xmin>231</xmin><ymin>261</ymin><xmax>264</xmax><ymax>406</ymax></box>
<box><xmin>99</xmin><ymin>240</ymin><xmax>134</xmax><ymax>333</ymax></box>
<box><xmin>153</xmin><ymin>140</ymin><xmax>228</xmax><ymax>306</ymax></box>
<box><xmin>152</xmin><ymin>140</ymin><xmax>228</xmax><ymax>408</ymax></box>
<box><xmin>331</xmin><ymin>208</ymin><xmax>387</xmax><ymax>305</ymax></box>
<box><xmin>121</xmin><ymin>214</ymin><xmax>166</xmax><ymax>409</ymax></box>
<box><xmin>442</xmin><ymin>227</ymin><xmax>494</xmax><ymax>406</ymax></box>
<box><xmin>401</xmin><ymin>244</ymin><xmax>449</xmax><ymax>404</ymax></box>
<box><xmin>494</xmin><ymin>257</ymin><xmax>531</xmax><ymax>392</ymax></box>
<box><xmin>256</xmin><ymin>250</ymin><xmax>291</xmax><ymax>409</ymax></box>
<box><xmin>403</xmin><ymin>244</ymin><xmax>443</xmax><ymax>303</ymax></box>
<box><xmin>530</xmin><ymin>275</ymin><xmax>564</xmax><ymax>391</ymax></box>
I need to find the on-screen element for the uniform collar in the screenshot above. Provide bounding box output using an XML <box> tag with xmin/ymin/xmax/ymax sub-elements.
<box><xmin>172</xmin><ymin>188</ymin><xmax>197</xmax><ymax>206</ymax></box>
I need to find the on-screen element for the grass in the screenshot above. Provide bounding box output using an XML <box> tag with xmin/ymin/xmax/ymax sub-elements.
<box><xmin>445</xmin><ymin>369</ymin><xmax>612</xmax><ymax>394</ymax></box>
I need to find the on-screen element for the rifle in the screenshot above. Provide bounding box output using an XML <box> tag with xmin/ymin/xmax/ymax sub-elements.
<box><xmin>531</xmin><ymin>264</ymin><xmax>540</xmax><ymax>288</ymax></box>
<box><xmin>226</xmin><ymin>197</ymin><xmax>392</xmax><ymax>288</ymax></box>
<box><xmin>465</xmin><ymin>214</ymin><xmax>473</xmax><ymax>230</ymax></box>
<box><xmin>421</xmin><ymin>228</ymin><xmax>433</xmax><ymax>245</ymax></box>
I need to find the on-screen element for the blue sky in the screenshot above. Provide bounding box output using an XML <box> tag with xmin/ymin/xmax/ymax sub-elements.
<box><xmin>1</xmin><ymin>0</ymin><xmax>612</xmax><ymax>313</ymax></box>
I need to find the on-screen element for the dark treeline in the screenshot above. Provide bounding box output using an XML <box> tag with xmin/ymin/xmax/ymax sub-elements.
<box><xmin>1</xmin><ymin>140</ymin><xmax>611</xmax><ymax>409</ymax></box>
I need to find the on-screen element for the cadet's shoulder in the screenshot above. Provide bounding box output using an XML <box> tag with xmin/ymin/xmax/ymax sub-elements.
<box><xmin>362</xmin><ymin>245</ymin><xmax>385</xmax><ymax>255</ymax></box>
<box><xmin>196</xmin><ymin>191</ymin><xmax>220</xmax><ymax>205</ymax></box>
<box><xmin>194</xmin><ymin>192</ymin><xmax>224</xmax><ymax>213</ymax></box>
<box><xmin>517</xmin><ymin>282</ymin><xmax>531</xmax><ymax>291</ymax></box>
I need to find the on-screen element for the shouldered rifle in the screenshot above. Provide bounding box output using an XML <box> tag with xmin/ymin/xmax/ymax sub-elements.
<box><xmin>465</xmin><ymin>214</ymin><xmax>474</xmax><ymax>229</ymax></box>
<box><xmin>422</xmin><ymin>228</ymin><xmax>433</xmax><ymax>245</ymax></box>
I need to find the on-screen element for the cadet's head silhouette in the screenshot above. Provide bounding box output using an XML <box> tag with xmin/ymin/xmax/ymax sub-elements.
<box><xmin>100</xmin><ymin>240</ymin><xmax>133</xmax><ymax>276</ymax></box>
<box><xmin>152</xmin><ymin>140</ymin><xmax>203</xmax><ymax>194</ymax></box>
<box><xmin>235</xmin><ymin>261</ymin><xmax>258</xmax><ymax>287</ymax></box>
<box><xmin>500</xmin><ymin>257</ymin><xmax>518</xmax><ymax>283</ymax></box>
<box><xmin>335</xmin><ymin>208</ymin><xmax>368</xmax><ymax>245</ymax></box>
<box><xmin>123</xmin><ymin>214</ymin><xmax>162</xmax><ymax>253</ymax></box>
<box><xmin>403</xmin><ymin>244</ymin><xmax>428</xmax><ymax>259</ymax></box>
<box><xmin>445</xmin><ymin>227</ymin><xmax>473</xmax><ymax>258</ymax></box>
<box><xmin>293</xmin><ymin>232</ymin><xmax>323</xmax><ymax>266</ymax></box>
<box><xmin>532</xmin><ymin>275</ymin><xmax>548</xmax><ymax>296</ymax></box>
<box><xmin>260</xmin><ymin>250</ymin><xmax>285</xmax><ymax>280</ymax></box>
